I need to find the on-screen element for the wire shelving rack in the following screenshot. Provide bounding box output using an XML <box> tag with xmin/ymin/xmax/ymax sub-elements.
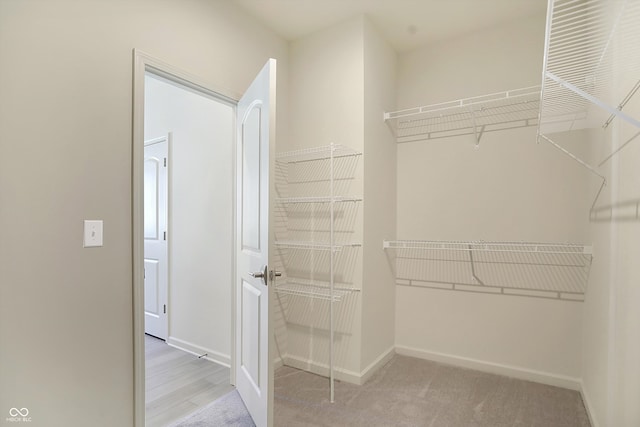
<box><xmin>274</xmin><ymin>143</ymin><xmax>362</xmax><ymax>403</ymax></box>
<box><xmin>384</xmin><ymin>86</ymin><xmax>541</xmax><ymax>145</ymax></box>
<box><xmin>384</xmin><ymin>239</ymin><xmax>593</xmax><ymax>301</ymax></box>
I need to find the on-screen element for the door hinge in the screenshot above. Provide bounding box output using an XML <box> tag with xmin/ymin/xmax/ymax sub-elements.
<box><xmin>163</xmin><ymin>304</ymin><xmax>166</xmax><ymax>314</ymax></box>
<box><xmin>163</xmin><ymin>231</ymin><xmax>167</xmax><ymax>241</ymax></box>
<box><xmin>164</xmin><ymin>157</ymin><xmax>167</xmax><ymax>167</ymax></box>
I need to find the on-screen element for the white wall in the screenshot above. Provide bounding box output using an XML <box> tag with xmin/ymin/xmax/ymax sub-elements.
<box><xmin>281</xmin><ymin>16</ymin><xmax>365</xmax><ymax>379</ymax></box>
<box><xmin>582</xmin><ymin>64</ymin><xmax>640</xmax><ymax>426</ymax></box>
<box><xmin>0</xmin><ymin>1</ymin><xmax>287</xmax><ymax>425</ymax></box>
<box><xmin>361</xmin><ymin>18</ymin><xmax>397</xmax><ymax>373</ymax></box>
<box><xmin>394</xmin><ymin>13</ymin><xmax>590</xmax><ymax>385</ymax></box>
<box><xmin>144</xmin><ymin>74</ymin><xmax>233</xmax><ymax>364</ymax></box>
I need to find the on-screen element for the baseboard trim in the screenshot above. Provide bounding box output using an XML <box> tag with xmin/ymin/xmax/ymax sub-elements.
<box><xmin>281</xmin><ymin>347</ymin><xmax>395</xmax><ymax>386</ymax></box>
<box><xmin>579</xmin><ymin>381</ymin><xmax>600</xmax><ymax>427</ymax></box>
<box><xmin>360</xmin><ymin>346</ymin><xmax>395</xmax><ymax>384</ymax></box>
<box><xmin>395</xmin><ymin>345</ymin><xmax>581</xmax><ymax>391</ymax></box>
<box><xmin>282</xmin><ymin>355</ymin><xmax>362</xmax><ymax>385</ymax></box>
<box><xmin>167</xmin><ymin>336</ymin><xmax>231</xmax><ymax>368</ymax></box>
<box><xmin>274</xmin><ymin>355</ymin><xmax>284</xmax><ymax>370</ymax></box>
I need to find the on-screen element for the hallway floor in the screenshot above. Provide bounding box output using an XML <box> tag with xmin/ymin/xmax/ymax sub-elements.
<box><xmin>145</xmin><ymin>335</ymin><xmax>233</xmax><ymax>427</ymax></box>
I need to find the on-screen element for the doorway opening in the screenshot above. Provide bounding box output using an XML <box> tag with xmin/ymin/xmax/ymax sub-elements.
<box><xmin>144</xmin><ymin>71</ymin><xmax>235</xmax><ymax>425</ymax></box>
<box><xmin>134</xmin><ymin>51</ymin><xmax>276</xmax><ymax>427</ymax></box>
<box><xmin>135</xmin><ymin>56</ymin><xmax>238</xmax><ymax>426</ymax></box>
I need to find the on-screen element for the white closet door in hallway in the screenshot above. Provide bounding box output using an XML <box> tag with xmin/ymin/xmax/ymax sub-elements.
<box><xmin>144</xmin><ymin>136</ymin><xmax>169</xmax><ymax>340</ymax></box>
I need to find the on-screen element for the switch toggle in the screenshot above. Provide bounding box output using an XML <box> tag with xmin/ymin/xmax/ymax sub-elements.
<box><xmin>83</xmin><ymin>220</ymin><xmax>103</xmax><ymax>248</ymax></box>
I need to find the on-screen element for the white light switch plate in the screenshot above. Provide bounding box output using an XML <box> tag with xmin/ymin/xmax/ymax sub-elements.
<box><xmin>84</xmin><ymin>220</ymin><xmax>103</xmax><ymax>247</ymax></box>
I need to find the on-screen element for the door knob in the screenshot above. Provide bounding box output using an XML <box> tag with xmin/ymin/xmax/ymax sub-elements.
<box><xmin>269</xmin><ymin>270</ymin><xmax>282</xmax><ymax>281</ymax></box>
<box><xmin>249</xmin><ymin>266</ymin><xmax>268</xmax><ymax>286</ymax></box>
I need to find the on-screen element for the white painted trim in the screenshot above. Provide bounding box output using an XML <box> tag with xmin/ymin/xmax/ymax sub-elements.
<box><xmin>280</xmin><ymin>347</ymin><xmax>394</xmax><ymax>386</ymax></box>
<box><xmin>143</xmin><ymin>135</ymin><xmax>168</xmax><ymax>146</ymax></box>
<box><xmin>135</xmin><ymin>50</ymin><xmax>241</xmax><ymax>103</ymax></box>
<box><xmin>580</xmin><ymin>381</ymin><xmax>600</xmax><ymax>427</ymax></box>
<box><xmin>132</xmin><ymin>48</ymin><xmax>239</xmax><ymax>427</ymax></box>
<box><xmin>360</xmin><ymin>346</ymin><xmax>395</xmax><ymax>384</ymax></box>
<box><xmin>273</xmin><ymin>355</ymin><xmax>285</xmax><ymax>370</ymax></box>
<box><xmin>282</xmin><ymin>355</ymin><xmax>363</xmax><ymax>385</ymax></box>
<box><xmin>167</xmin><ymin>336</ymin><xmax>231</xmax><ymax>368</ymax></box>
<box><xmin>395</xmin><ymin>345</ymin><xmax>581</xmax><ymax>391</ymax></box>
<box><xmin>132</xmin><ymin>48</ymin><xmax>146</xmax><ymax>427</ymax></box>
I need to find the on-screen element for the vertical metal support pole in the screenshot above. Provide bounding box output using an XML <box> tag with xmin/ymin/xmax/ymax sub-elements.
<box><xmin>329</xmin><ymin>143</ymin><xmax>335</xmax><ymax>403</ymax></box>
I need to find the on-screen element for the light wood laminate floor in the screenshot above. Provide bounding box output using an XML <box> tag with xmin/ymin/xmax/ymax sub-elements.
<box><xmin>145</xmin><ymin>335</ymin><xmax>233</xmax><ymax>427</ymax></box>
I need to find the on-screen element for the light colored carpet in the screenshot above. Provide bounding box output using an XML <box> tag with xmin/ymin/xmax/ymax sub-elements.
<box><xmin>274</xmin><ymin>355</ymin><xmax>591</xmax><ymax>427</ymax></box>
<box><xmin>168</xmin><ymin>389</ymin><xmax>255</xmax><ymax>427</ymax></box>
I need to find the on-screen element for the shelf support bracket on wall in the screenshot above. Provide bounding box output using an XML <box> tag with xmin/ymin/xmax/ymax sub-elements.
<box><xmin>538</xmin><ymin>133</ymin><xmax>607</xmax><ymax>210</ymax></box>
<box><xmin>603</xmin><ymin>79</ymin><xmax>640</xmax><ymax>129</ymax></box>
<box><xmin>537</xmin><ymin>134</ymin><xmax>606</xmax><ymax>182</ymax></box>
<box><xmin>468</xmin><ymin>244</ymin><xmax>486</xmax><ymax>286</ymax></box>
<box><xmin>598</xmin><ymin>130</ymin><xmax>640</xmax><ymax>167</ymax></box>
<box><xmin>470</xmin><ymin>109</ymin><xmax>484</xmax><ymax>147</ymax></box>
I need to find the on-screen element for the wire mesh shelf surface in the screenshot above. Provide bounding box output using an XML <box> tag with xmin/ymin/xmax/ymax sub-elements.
<box><xmin>384</xmin><ymin>86</ymin><xmax>541</xmax><ymax>143</ymax></box>
<box><xmin>539</xmin><ymin>0</ymin><xmax>640</xmax><ymax>134</ymax></box>
<box><xmin>384</xmin><ymin>239</ymin><xmax>593</xmax><ymax>301</ymax></box>
<box><xmin>276</xmin><ymin>196</ymin><xmax>363</xmax><ymax>204</ymax></box>
<box><xmin>275</xmin><ymin>240</ymin><xmax>362</xmax><ymax>251</ymax></box>
<box><xmin>276</xmin><ymin>144</ymin><xmax>362</xmax><ymax>163</ymax></box>
<box><xmin>274</xmin><ymin>279</ymin><xmax>360</xmax><ymax>302</ymax></box>
<box><xmin>383</xmin><ymin>240</ymin><xmax>592</xmax><ymax>255</ymax></box>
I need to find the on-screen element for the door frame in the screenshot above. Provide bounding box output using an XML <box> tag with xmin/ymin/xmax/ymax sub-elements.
<box><xmin>132</xmin><ymin>49</ymin><xmax>241</xmax><ymax>427</ymax></box>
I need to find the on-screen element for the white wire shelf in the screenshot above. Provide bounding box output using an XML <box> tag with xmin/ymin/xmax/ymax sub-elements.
<box><xmin>274</xmin><ymin>279</ymin><xmax>360</xmax><ymax>302</ymax></box>
<box><xmin>384</xmin><ymin>86</ymin><xmax>540</xmax><ymax>144</ymax></box>
<box><xmin>384</xmin><ymin>239</ymin><xmax>593</xmax><ymax>301</ymax></box>
<box><xmin>539</xmin><ymin>0</ymin><xmax>640</xmax><ymax>135</ymax></box>
<box><xmin>276</xmin><ymin>196</ymin><xmax>363</xmax><ymax>204</ymax></box>
<box><xmin>275</xmin><ymin>241</ymin><xmax>362</xmax><ymax>251</ymax></box>
<box><xmin>276</xmin><ymin>144</ymin><xmax>362</xmax><ymax>163</ymax></box>
<box><xmin>383</xmin><ymin>240</ymin><xmax>592</xmax><ymax>255</ymax></box>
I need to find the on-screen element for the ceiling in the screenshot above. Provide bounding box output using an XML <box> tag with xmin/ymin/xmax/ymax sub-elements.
<box><xmin>233</xmin><ymin>0</ymin><xmax>548</xmax><ymax>52</ymax></box>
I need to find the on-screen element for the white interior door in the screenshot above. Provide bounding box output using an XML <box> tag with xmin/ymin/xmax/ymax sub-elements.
<box><xmin>144</xmin><ymin>136</ymin><xmax>169</xmax><ymax>340</ymax></box>
<box><xmin>235</xmin><ymin>59</ymin><xmax>276</xmax><ymax>427</ymax></box>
